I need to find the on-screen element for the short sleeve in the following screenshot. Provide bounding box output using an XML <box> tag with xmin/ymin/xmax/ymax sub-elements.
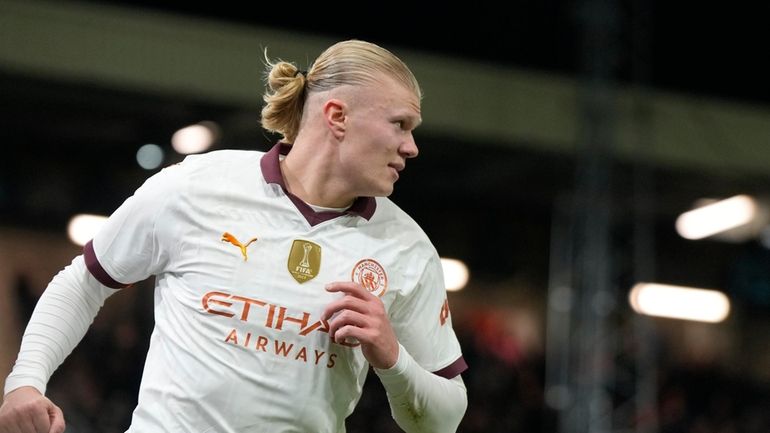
<box><xmin>84</xmin><ymin>163</ymin><xmax>185</xmax><ymax>288</ymax></box>
<box><xmin>389</xmin><ymin>252</ymin><xmax>468</xmax><ymax>379</ymax></box>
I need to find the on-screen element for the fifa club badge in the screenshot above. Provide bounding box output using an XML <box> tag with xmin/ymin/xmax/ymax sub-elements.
<box><xmin>288</xmin><ymin>240</ymin><xmax>322</xmax><ymax>283</ymax></box>
<box><xmin>351</xmin><ymin>259</ymin><xmax>387</xmax><ymax>297</ymax></box>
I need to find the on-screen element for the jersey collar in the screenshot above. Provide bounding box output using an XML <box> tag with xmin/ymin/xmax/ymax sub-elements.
<box><xmin>260</xmin><ymin>142</ymin><xmax>376</xmax><ymax>226</ymax></box>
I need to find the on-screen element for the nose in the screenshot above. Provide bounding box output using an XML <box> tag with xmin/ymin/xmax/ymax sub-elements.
<box><xmin>400</xmin><ymin>134</ymin><xmax>419</xmax><ymax>159</ymax></box>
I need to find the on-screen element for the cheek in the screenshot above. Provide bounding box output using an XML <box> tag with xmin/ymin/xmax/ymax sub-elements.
<box><xmin>346</xmin><ymin>125</ymin><xmax>396</xmax><ymax>158</ymax></box>
<box><xmin>368</xmin><ymin>129</ymin><xmax>398</xmax><ymax>151</ymax></box>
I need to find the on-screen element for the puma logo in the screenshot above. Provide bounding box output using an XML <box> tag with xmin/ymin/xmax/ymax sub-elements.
<box><xmin>221</xmin><ymin>232</ymin><xmax>258</xmax><ymax>261</ymax></box>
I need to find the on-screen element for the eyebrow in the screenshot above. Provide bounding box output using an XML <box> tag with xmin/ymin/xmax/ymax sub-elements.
<box><xmin>395</xmin><ymin>113</ymin><xmax>422</xmax><ymax>130</ymax></box>
<box><xmin>396</xmin><ymin>106</ymin><xmax>422</xmax><ymax>126</ymax></box>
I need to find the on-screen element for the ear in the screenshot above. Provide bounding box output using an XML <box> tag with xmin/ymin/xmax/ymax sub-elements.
<box><xmin>322</xmin><ymin>99</ymin><xmax>347</xmax><ymax>139</ymax></box>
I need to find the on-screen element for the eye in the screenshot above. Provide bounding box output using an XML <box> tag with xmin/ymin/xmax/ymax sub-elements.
<box><xmin>394</xmin><ymin>120</ymin><xmax>412</xmax><ymax>131</ymax></box>
<box><xmin>393</xmin><ymin>117</ymin><xmax>421</xmax><ymax>131</ymax></box>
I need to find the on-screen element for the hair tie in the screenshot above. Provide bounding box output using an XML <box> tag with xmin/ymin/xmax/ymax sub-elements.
<box><xmin>294</xmin><ymin>69</ymin><xmax>307</xmax><ymax>78</ymax></box>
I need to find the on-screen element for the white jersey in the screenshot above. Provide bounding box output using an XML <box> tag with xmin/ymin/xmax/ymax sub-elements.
<box><xmin>85</xmin><ymin>143</ymin><xmax>467</xmax><ymax>433</ymax></box>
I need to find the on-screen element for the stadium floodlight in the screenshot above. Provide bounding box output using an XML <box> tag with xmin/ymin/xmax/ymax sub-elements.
<box><xmin>172</xmin><ymin>121</ymin><xmax>219</xmax><ymax>154</ymax></box>
<box><xmin>441</xmin><ymin>258</ymin><xmax>469</xmax><ymax>291</ymax></box>
<box><xmin>67</xmin><ymin>214</ymin><xmax>108</xmax><ymax>246</ymax></box>
<box><xmin>629</xmin><ymin>282</ymin><xmax>730</xmax><ymax>323</ymax></box>
<box><xmin>675</xmin><ymin>194</ymin><xmax>757</xmax><ymax>240</ymax></box>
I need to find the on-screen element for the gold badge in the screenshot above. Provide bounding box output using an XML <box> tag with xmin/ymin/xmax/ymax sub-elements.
<box><xmin>288</xmin><ymin>240</ymin><xmax>322</xmax><ymax>283</ymax></box>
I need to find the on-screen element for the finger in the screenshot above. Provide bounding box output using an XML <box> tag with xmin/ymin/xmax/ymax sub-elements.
<box><xmin>332</xmin><ymin>324</ymin><xmax>364</xmax><ymax>346</ymax></box>
<box><xmin>28</xmin><ymin>403</ymin><xmax>51</xmax><ymax>433</ymax></box>
<box><xmin>48</xmin><ymin>404</ymin><xmax>65</xmax><ymax>433</ymax></box>
<box><xmin>325</xmin><ymin>282</ymin><xmax>372</xmax><ymax>299</ymax></box>
<box><xmin>321</xmin><ymin>296</ymin><xmax>368</xmax><ymax>321</ymax></box>
<box><xmin>327</xmin><ymin>310</ymin><xmax>369</xmax><ymax>341</ymax></box>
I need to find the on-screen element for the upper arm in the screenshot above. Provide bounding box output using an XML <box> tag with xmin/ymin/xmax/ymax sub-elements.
<box><xmin>389</xmin><ymin>253</ymin><xmax>467</xmax><ymax>378</ymax></box>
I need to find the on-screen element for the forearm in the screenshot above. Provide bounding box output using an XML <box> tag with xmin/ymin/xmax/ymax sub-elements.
<box><xmin>4</xmin><ymin>255</ymin><xmax>117</xmax><ymax>396</ymax></box>
<box><xmin>374</xmin><ymin>344</ymin><xmax>468</xmax><ymax>433</ymax></box>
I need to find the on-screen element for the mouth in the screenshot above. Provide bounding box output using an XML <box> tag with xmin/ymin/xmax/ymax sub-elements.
<box><xmin>388</xmin><ymin>163</ymin><xmax>404</xmax><ymax>180</ymax></box>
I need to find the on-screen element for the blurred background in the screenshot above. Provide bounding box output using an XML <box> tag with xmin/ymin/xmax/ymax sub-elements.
<box><xmin>2</xmin><ymin>0</ymin><xmax>770</xmax><ymax>432</ymax></box>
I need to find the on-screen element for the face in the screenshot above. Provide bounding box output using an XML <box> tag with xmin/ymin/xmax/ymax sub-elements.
<box><xmin>336</xmin><ymin>76</ymin><xmax>422</xmax><ymax>198</ymax></box>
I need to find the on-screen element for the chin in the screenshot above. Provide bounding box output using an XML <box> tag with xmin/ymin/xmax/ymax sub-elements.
<box><xmin>370</xmin><ymin>184</ymin><xmax>395</xmax><ymax>198</ymax></box>
<box><xmin>358</xmin><ymin>176</ymin><xmax>396</xmax><ymax>198</ymax></box>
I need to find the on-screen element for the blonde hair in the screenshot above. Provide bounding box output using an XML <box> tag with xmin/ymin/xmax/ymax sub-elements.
<box><xmin>260</xmin><ymin>40</ymin><xmax>421</xmax><ymax>143</ymax></box>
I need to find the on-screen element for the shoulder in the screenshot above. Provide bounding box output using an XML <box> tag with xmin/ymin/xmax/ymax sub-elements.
<box><xmin>177</xmin><ymin>149</ymin><xmax>264</xmax><ymax>172</ymax></box>
<box><xmin>168</xmin><ymin>149</ymin><xmax>265</xmax><ymax>183</ymax></box>
<box><xmin>372</xmin><ymin>198</ymin><xmax>436</xmax><ymax>253</ymax></box>
<box><xmin>134</xmin><ymin>149</ymin><xmax>265</xmax><ymax>199</ymax></box>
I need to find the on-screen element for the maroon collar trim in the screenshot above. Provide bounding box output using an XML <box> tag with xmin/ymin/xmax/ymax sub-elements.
<box><xmin>260</xmin><ymin>142</ymin><xmax>376</xmax><ymax>226</ymax></box>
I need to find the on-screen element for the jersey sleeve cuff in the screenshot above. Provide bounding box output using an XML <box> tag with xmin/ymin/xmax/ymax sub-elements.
<box><xmin>3</xmin><ymin>375</ymin><xmax>47</xmax><ymax>397</ymax></box>
<box><xmin>373</xmin><ymin>343</ymin><xmax>410</xmax><ymax>377</ymax></box>
<box><xmin>374</xmin><ymin>344</ymin><xmax>468</xmax><ymax>380</ymax></box>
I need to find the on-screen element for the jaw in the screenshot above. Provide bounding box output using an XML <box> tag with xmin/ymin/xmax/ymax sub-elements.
<box><xmin>359</xmin><ymin>176</ymin><xmax>396</xmax><ymax>198</ymax></box>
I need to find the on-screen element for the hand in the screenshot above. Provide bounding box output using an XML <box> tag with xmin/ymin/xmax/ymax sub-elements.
<box><xmin>0</xmin><ymin>386</ymin><xmax>65</xmax><ymax>433</ymax></box>
<box><xmin>322</xmin><ymin>282</ymin><xmax>399</xmax><ymax>369</ymax></box>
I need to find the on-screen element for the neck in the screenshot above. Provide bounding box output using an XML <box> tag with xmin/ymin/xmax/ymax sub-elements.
<box><xmin>280</xmin><ymin>143</ymin><xmax>355</xmax><ymax>209</ymax></box>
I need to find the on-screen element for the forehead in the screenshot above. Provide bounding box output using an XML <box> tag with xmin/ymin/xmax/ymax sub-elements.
<box><xmin>362</xmin><ymin>75</ymin><xmax>421</xmax><ymax>116</ymax></box>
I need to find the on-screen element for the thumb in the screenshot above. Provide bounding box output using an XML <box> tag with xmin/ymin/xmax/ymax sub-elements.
<box><xmin>48</xmin><ymin>403</ymin><xmax>66</xmax><ymax>433</ymax></box>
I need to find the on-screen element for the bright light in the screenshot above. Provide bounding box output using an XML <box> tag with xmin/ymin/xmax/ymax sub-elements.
<box><xmin>629</xmin><ymin>283</ymin><xmax>730</xmax><ymax>323</ymax></box>
<box><xmin>675</xmin><ymin>195</ymin><xmax>757</xmax><ymax>240</ymax></box>
<box><xmin>67</xmin><ymin>214</ymin><xmax>108</xmax><ymax>246</ymax></box>
<box><xmin>136</xmin><ymin>143</ymin><xmax>164</xmax><ymax>170</ymax></box>
<box><xmin>441</xmin><ymin>258</ymin><xmax>469</xmax><ymax>291</ymax></box>
<box><xmin>171</xmin><ymin>121</ymin><xmax>218</xmax><ymax>154</ymax></box>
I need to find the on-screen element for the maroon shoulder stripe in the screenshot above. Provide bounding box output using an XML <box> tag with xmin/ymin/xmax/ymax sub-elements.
<box><xmin>83</xmin><ymin>240</ymin><xmax>131</xmax><ymax>289</ymax></box>
<box><xmin>433</xmin><ymin>356</ymin><xmax>468</xmax><ymax>379</ymax></box>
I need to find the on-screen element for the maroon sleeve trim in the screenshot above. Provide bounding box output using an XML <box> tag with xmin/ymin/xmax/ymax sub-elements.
<box><xmin>83</xmin><ymin>240</ymin><xmax>131</xmax><ymax>289</ymax></box>
<box><xmin>433</xmin><ymin>356</ymin><xmax>468</xmax><ymax>379</ymax></box>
